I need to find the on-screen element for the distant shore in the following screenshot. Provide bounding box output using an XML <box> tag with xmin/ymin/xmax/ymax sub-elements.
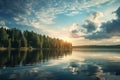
<box><xmin>73</xmin><ymin>45</ymin><xmax>120</xmax><ymax>48</ymax></box>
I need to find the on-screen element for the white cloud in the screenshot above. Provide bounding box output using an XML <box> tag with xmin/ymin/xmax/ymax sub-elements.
<box><xmin>69</xmin><ymin>23</ymin><xmax>79</xmax><ymax>31</ymax></box>
<box><xmin>31</xmin><ymin>21</ymin><xmax>40</xmax><ymax>29</ymax></box>
<box><xmin>36</xmin><ymin>8</ymin><xmax>56</xmax><ymax>24</ymax></box>
<box><xmin>0</xmin><ymin>20</ymin><xmax>9</xmax><ymax>29</ymax></box>
<box><xmin>100</xmin><ymin>6</ymin><xmax>118</xmax><ymax>22</ymax></box>
<box><xmin>0</xmin><ymin>21</ymin><xmax>5</xmax><ymax>26</ymax></box>
<box><xmin>32</xmin><ymin>0</ymin><xmax>113</xmax><ymax>25</ymax></box>
<box><xmin>69</xmin><ymin>23</ymin><xmax>87</xmax><ymax>38</ymax></box>
<box><xmin>13</xmin><ymin>17</ymin><xmax>20</xmax><ymax>21</ymax></box>
<box><xmin>65</xmin><ymin>11</ymin><xmax>80</xmax><ymax>16</ymax></box>
<box><xmin>0</xmin><ymin>0</ymin><xmax>116</xmax><ymax>30</ymax></box>
<box><xmin>89</xmin><ymin>12</ymin><xmax>103</xmax><ymax>22</ymax></box>
<box><xmin>88</xmin><ymin>12</ymin><xmax>104</xmax><ymax>31</ymax></box>
<box><xmin>10</xmin><ymin>0</ymin><xmax>114</xmax><ymax>30</ymax></box>
<box><xmin>8</xmin><ymin>0</ymin><xmax>116</xmax><ymax>34</ymax></box>
<box><xmin>15</xmin><ymin>15</ymin><xmax>30</xmax><ymax>26</ymax></box>
<box><xmin>69</xmin><ymin>11</ymin><xmax>104</xmax><ymax>38</ymax></box>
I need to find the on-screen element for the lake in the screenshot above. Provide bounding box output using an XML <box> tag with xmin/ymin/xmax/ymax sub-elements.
<box><xmin>0</xmin><ymin>48</ymin><xmax>120</xmax><ymax>80</ymax></box>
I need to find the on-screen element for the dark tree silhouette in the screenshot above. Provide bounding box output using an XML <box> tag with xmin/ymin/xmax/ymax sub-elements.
<box><xmin>0</xmin><ymin>27</ymin><xmax>72</xmax><ymax>49</ymax></box>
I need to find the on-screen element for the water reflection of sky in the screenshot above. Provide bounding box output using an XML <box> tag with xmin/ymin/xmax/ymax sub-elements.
<box><xmin>0</xmin><ymin>49</ymin><xmax>120</xmax><ymax>80</ymax></box>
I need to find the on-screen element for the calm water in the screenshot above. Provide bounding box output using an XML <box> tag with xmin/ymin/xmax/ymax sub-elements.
<box><xmin>0</xmin><ymin>48</ymin><xmax>120</xmax><ymax>80</ymax></box>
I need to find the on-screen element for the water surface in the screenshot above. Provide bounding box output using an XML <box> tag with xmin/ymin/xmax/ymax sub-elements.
<box><xmin>0</xmin><ymin>48</ymin><xmax>120</xmax><ymax>80</ymax></box>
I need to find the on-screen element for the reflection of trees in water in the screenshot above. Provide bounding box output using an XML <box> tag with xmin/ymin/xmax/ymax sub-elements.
<box><xmin>0</xmin><ymin>50</ymin><xmax>10</xmax><ymax>67</ymax></box>
<box><xmin>0</xmin><ymin>50</ymin><xmax>27</xmax><ymax>67</ymax></box>
<box><xmin>42</xmin><ymin>50</ymin><xmax>71</xmax><ymax>62</ymax></box>
<box><xmin>0</xmin><ymin>49</ymin><xmax>72</xmax><ymax>67</ymax></box>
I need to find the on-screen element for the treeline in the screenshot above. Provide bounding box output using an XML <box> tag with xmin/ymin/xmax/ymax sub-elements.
<box><xmin>0</xmin><ymin>27</ymin><xmax>72</xmax><ymax>49</ymax></box>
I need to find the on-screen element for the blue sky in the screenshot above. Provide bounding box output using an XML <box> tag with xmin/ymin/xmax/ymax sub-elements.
<box><xmin>0</xmin><ymin>0</ymin><xmax>120</xmax><ymax>45</ymax></box>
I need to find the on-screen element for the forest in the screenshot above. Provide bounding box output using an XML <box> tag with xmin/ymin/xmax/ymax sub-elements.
<box><xmin>0</xmin><ymin>27</ymin><xmax>72</xmax><ymax>49</ymax></box>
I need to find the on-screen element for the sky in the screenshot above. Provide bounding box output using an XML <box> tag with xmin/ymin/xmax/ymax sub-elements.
<box><xmin>0</xmin><ymin>0</ymin><xmax>120</xmax><ymax>46</ymax></box>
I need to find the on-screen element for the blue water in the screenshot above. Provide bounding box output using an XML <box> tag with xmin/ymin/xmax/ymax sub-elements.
<box><xmin>0</xmin><ymin>48</ymin><xmax>120</xmax><ymax>80</ymax></box>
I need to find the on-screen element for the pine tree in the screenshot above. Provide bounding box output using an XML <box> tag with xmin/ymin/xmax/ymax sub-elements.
<box><xmin>0</xmin><ymin>27</ymin><xmax>8</xmax><ymax>47</ymax></box>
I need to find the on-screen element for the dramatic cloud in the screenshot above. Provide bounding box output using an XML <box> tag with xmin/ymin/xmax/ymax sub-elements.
<box><xmin>89</xmin><ymin>12</ymin><xmax>103</xmax><ymax>26</ymax></box>
<box><xmin>85</xmin><ymin>7</ymin><xmax>120</xmax><ymax>40</ymax></box>
<box><xmin>70</xmin><ymin>7</ymin><xmax>120</xmax><ymax>40</ymax></box>
<box><xmin>69</xmin><ymin>23</ymin><xmax>80</xmax><ymax>38</ymax></box>
<box><xmin>82</xmin><ymin>20</ymin><xmax>97</xmax><ymax>33</ymax></box>
<box><xmin>70</xmin><ymin>11</ymin><xmax>103</xmax><ymax>38</ymax></box>
<box><xmin>69</xmin><ymin>23</ymin><xmax>86</xmax><ymax>38</ymax></box>
<box><xmin>116</xmin><ymin>7</ymin><xmax>120</xmax><ymax>18</ymax></box>
<box><xmin>0</xmin><ymin>0</ymin><xmax>114</xmax><ymax>27</ymax></box>
<box><xmin>83</xmin><ymin>12</ymin><xmax>104</xmax><ymax>32</ymax></box>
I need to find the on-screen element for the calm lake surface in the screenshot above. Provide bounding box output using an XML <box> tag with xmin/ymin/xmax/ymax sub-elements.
<box><xmin>0</xmin><ymin>48</ymin><xmax>120</xmax><ymax>80</ymax></box>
